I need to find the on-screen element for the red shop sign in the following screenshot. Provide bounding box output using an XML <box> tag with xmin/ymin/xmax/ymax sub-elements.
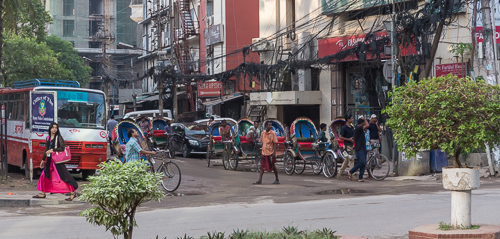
<box><xmin>475</xmin><ymin>26</ymin><xmax>500</xmax><ymax>44</ymax></box>
<box><xmin>318</xmin><ymin>31</ymin><xmax>417</xmax><ymax>61</ymax></box>
<box><xmin>198</xmin><ymin>81</ymin><xmax>223</xmax><ymax>97</ymax></box>
<box><xmin>435</xmin><ymin>63</ymin><xmax>467</xmax><ymax>78</ymax></box>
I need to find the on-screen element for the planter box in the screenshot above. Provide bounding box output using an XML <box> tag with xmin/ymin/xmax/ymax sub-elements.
<box><xmin>398</xmin><ymin>150</ymin><xmax>430</xmax><ymax>176</ymax></box>
<box><xmin>442</xmin><ymin>167</ymin><xmax>480</xmax><ymax>191</ymax></box>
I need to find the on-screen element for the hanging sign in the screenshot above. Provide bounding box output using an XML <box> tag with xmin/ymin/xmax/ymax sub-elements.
<box><xmin>31</xmin><ymin>92</ymin><xmax>57</xmax><ymax>132</ymax></box>
<box><xmin>435</xmin><ymin>63</ymin><xmax>467</xmax><ymax>78</ymax></box>
<box><xmin>198</xmin><ymin>81</ymin><xmax>223</xmax><ymax>97</ymax></box>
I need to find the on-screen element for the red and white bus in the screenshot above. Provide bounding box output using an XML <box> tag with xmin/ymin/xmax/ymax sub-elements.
<box><xmin>0</xmin><ymin>80</ymin><xmax>107</xmax><ymax>180</ymax></box>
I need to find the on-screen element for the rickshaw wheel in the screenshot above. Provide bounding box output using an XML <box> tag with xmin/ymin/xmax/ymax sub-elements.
<box><xmin>322</xmin><ymin>152</ymin><xmax>338</xmax><ymax>178</ymax></box>
<box><xmin>222</xmin><ymin>147</ymin><xmax>230</xmax><ymax>170</ymax></box>
<box><xmin>284</xmin><ymin>151</ymin><xmax>295</xmax><ymax>175</ymax></box>
<box><xmin>206</xmin><ymin>151</ymin><xmax>211</xmax><ymax>167</ymax></box>
<box><xmin>294</xmin><ymin>158</ymin><xmax>306</xmax><ymax>174</ymax></box>
<box><xmin>229</xmin><ymin>148</ymin><xmax>238</xmax><ymax>170</ymax></box>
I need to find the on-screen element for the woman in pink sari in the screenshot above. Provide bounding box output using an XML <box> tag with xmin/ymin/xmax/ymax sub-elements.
<box><xmin>33</xmin><ymin>123</ymin><xmax>78</xmax><ymax>201</ymax></box>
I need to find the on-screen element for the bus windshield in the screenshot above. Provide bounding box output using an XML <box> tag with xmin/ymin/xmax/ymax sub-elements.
<box><xmin>56</xmin><ymin>90</ymin><xmax>105</xmax><ymax>129</ymax></box>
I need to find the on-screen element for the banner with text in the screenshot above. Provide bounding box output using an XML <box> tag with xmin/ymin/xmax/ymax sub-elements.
<box><xmin>198</xmin><ymin>81</ymin><xmax>223</xmax><ymax>97</ymax></box>
<box><xmin>31</xmin><ymin>92</ymin><xmax>56</xmax><ymax>132</ymax></box>
<box><xmin>435</xmin><ymin>63</ymin><xmax>467</xmax><ymax>78</ymax></box>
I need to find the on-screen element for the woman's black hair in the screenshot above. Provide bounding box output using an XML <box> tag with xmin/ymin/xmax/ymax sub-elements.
<box><xmin>48</xmin><ymin>122</ymin><xmax>61</xmax><ymax>137</ymax></box>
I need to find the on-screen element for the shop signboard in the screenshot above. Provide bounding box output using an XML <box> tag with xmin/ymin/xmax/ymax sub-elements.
<box><xmin>31</xmin><ymin>92</ymin><xmax>57</xmax><ymax>132</ymax></box>
<box><xmin>198</xmin><ymin>81</ymin><xmax>223</xmax><ymax>97</ymax></box>
<box><xmin>473</xmin><ymin>1</ymin><xmax>500</xmax><ymax>43</ymax></box>
<box><xmin>204</xmin><ymin>24</ymin><xmax>223</xmax><ymax>46</ymax></box>
<box><xmin>435</xmin><ymin>63</ymin><xmax>467</xmax><ymax>78</ymax></box>
<box><xmin>318</xmin><ymin>31</ymin><xmax>418</xmax><ymax>61</ymax></box>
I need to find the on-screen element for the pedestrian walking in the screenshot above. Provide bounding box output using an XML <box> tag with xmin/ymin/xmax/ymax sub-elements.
<box><xmin>368</xmin><ymin>114</ymin><xmax>382</xmax><ymax>154</ymax></box>
<box><xmin>125</xmin><ymin>128</ymin><xmax>156</xmax><ymax>163</ymax></box>
<box><xmin>33</xmin><ymin>123</ymin><xmax>78</xmax><ymax>201</ymax></box>
<box><xmin>337</xmin><ymin>114</ymin><xmax>355</xmax><ymax>179</ymax></box>
<box><xmin>253</xmin><ymin>121</ymin><xmax>279</xmax><ymax>185</ymax></box>
<box><xmin>284</xmin><ymin>123</ymin><xmax>290</xmax><ymax>141</ymax></box>
<box><xmin>348</xmin><ymin>117</ymin><xmax>370</xmax><ymax>182</ymax></box>
<box><xmin>107</xmin><ymin>115</ymin><xmax>118</xmax><ymax>155</ymax></box>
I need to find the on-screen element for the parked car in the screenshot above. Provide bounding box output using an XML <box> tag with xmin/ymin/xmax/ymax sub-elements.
<box><xmin>170</xmin><ymin>123</ymin><xmax>210</xmax><ymax>158</ymax></box>
<box><xmin>123</xmin><ymin>109</ymin><xmax>172</xmax><ymax>120</ymax></box>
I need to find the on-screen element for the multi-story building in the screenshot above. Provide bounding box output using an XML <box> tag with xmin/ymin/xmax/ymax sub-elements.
<box><xmin>252</xmin><ymin>0</ymin><xmax>470</xmax><ymax>129</ymax></box>
<box><xmin>45</xmin><ymin>0</ymin><xmax>143</xmax><ymax>116</ymax></box>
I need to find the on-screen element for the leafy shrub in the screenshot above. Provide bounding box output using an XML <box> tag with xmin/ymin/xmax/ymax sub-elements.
<box><xmin>80</xmin><ymin>161</ymin><xmax>164</xmax><ymax>239</ymax></box>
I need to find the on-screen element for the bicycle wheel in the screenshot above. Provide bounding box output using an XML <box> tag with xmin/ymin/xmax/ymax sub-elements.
<box><xmin>229</xmin><ymin>148</ymin><xmax>239</xmax><ymax>170</ymax></box>
<box><xmin>283</xmin><ymin>151</ymin><xmax>295</xmax><ymax>175</ymax></box>
<box><xmin>322</xmin><ymin>152</ymin><xmax>338</xmax><ymax>178</ymax></box>
<box><xmin>311</xmin><ymin>153</ymin><xmax>322</xmax><ymax>175</ymax></box>
<box><xmin>159</xmin><ymin>162</ymin><xmax>181</xmax><ymax>192</ymax></box>
<box><xmin>206</xmin><ymin>151</ymin><xmax>211</xmax><ymax>167</ymax></box>
<box><xmin>145</xmin><ymin>158</ymin><xmax>155</xmax><ymax>173</ymax></box>
<box><xmin>294</xmin><ymin>158</ymin><xmax>306</xmax><ymax>174</ymax></box>
<box><xmin>368</xmin><ymin>153</ymin><xmax>390</xmax><ymax>181</ymax></box>
<box><xmin>222</xmin><ymin>145</ymin><xmax>230</xmax><ymax>170</ymax></box>
<box><xmin>168</xmin><ymin>142</ymin><xmax>175</xmax><ymax>158</ymax></box>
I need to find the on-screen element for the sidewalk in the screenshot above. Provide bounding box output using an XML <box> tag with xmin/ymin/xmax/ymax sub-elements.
<box><xmin>0</xmin><ymin>190</ymin><xmax>84</xmax><ymax>207</ymax></box>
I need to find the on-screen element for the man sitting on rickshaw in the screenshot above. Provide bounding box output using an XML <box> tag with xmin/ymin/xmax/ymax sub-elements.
<box><xmin>138</xmin><ymin>117</ymin><xmax>150</xmax><ymax>133</ymax></box>
<box><xmin>246</xmin><ymin>121</ymin><xmax>261</xmax><ymax>143</ymax></box>
<box><xmin>220</xmin><ymin>120</ymin><xmax>231</xmax><ymax>141</ymax></box>
<box><xmin>317</xmin><ymin>123</ymin><xmax>328</xmax><ymax>153</ymax></box>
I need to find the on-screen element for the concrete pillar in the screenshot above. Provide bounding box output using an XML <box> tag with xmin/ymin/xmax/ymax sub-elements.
<box><xmin>320</xmin><ymin>67</ymin><xmax>332</xmax><ymax>139</ymax></box>
<box><xmin>267</xmin><ymin>105</ymin><xmax>278</xmax><ymax>119</ymax></box>
<box><xmin>451</xmin><ymin>190</ymin><xmax>472</xmax><ymax>228</ymax></box>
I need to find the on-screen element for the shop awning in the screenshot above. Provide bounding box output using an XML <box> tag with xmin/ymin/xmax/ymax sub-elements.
<box><xmin>202</xmin><ymin>93</ymin><xmax>247</xmax><ymax>107</ymax></box>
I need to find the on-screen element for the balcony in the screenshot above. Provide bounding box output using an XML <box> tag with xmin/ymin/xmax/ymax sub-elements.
<box><xmin>249</xmin><ymin>91</ymin><xmax>322</xmax><ymax>106</ymax></box>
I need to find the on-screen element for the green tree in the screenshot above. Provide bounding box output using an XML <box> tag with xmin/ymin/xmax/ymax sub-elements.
<box><xmin>80</xmin><ymin>161</ymin><xmax>164</xmax><ymax>239</ymax></box>
<box><xmin>1</xmin><ymin>34</ymin><xmax>72</xmax><ymax>86</ymax></box>
<box><xmin>14</xmin><ymin>0</ymin><xmax>52</xmax><ymax>42</ymax></box>
<box><xmin>383</xmin><ymin>75</ymin><xmax>500</xmax><ymax>168</ymax></box>
<box><xmin>46</xmin><ymin>35</ymin><xmax>92</xmax><ymax>85</ymax></box>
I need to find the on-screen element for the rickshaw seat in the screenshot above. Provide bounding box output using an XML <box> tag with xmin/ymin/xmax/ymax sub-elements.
<box><xmin>277</xmin><ymin>136</ymin><xmax>285</xmax><ymax>143</ymax></box>
<box><xmin>212</xmin><ymin>136</ymin><xmax>222</xmax><ymax>142</ymax></box>
<box><xmin>297</xmin><ymin>142</ymin><xmax>313</xmax><ymax>148</ymax></box>
<box><xmin>239</xmin><ymin>136</ymin><xmax>250</xmax><ymax>144</ymax></box>
<box><xmin>153</xmin><ymin>130</ymin><xmax>165</xmax><ymax>137</ymax></box>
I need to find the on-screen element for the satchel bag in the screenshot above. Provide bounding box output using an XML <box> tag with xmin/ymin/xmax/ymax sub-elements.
<box><xmin>52</xmin><ymin>146</ymin><xmax>72</xmax><ymax>164</ymax></box>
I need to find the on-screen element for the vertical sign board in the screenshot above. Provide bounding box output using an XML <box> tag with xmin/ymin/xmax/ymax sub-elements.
<box><xmin>31</xmin><ymin>92</ymin><xmax>57</xmax><ymax>132</ymax></box>
<box><xmin>0</xmin><ymin>104</ymin><xmax>5</xmax><ymax>178</ymax></box>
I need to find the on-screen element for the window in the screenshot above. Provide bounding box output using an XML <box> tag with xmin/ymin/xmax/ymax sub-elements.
<box><xmin>63</xmin><ymin>20</ymin><xmax>75</xmax><ymax>37</ymax></box>
<box><xmin>89</xmin><ymin>0</ymin><xmax>103</xmax><ymax>15</ymax></box>
<box><xmin>207</xmin><ymin>0</ymin><xmax>213</xmax><ymax>16</ymax></box>
<box><xmin>63</xmin><ymin>0</ymin><xmax>74</xmax><ymax>16</ymax></box>
<box><xmin>89</xmin><ymin>41</ymin><xmax>101</xmax><ymax>48</ymax></box>
<box><xmin>89</xmin><ymin>20</ymin><xmax>100</xmax><ymax>37</ymax></box>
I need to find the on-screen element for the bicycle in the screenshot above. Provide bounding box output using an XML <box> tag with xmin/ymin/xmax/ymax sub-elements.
<box><xmin>366</xmin><ymin>143</ymin><xmax>390</xmax><ymax>181</ymax></box>
<box><xmin>146</xmin><ymin>149</ymin><xmax>182</xmax><ymax>192</ymax></box>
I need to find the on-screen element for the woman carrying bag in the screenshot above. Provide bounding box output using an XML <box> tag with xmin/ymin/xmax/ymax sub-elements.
<box><xmin>33</xmin><ymin>122</ymin><xmax>78</xmax><ymax>201</ymax></box>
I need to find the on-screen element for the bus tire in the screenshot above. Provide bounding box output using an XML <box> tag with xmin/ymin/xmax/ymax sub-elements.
<box><xmin>82</xmin><ymin>170</ymin><xmax>96</xmax><ymax>181</ymax></box>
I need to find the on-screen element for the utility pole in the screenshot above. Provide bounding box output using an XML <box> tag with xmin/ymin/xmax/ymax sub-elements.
<box><xmin>480</xmin><ymin>0</ymin><xmax>499</xmax><ymax>176</ymax></box>
<box><xmin>423</xmin><ymin>23</ymin><xmax>444</xmax><ymax>78</ymax></box>
<box><xmin>170</xmin><ymin>0</ymin><xmax>177</xmax><ymax>121</ymax></box>
<box><xmin>131</xmin><ymin>58</ymin><xmax>137</xmax><ymax>111</ymax></box>
<box><xmin>157</xmin><ymin>0</ymin><xmax>164</xmax><ymax>118</ymax></box>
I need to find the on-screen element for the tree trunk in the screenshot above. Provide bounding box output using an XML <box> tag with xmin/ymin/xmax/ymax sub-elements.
<box><xmin>0</xmin><ymin>0</ymin><xmax>4</xmax><ymax>86</ymax></box>
<box><xmin>453</xmin><ymin>147</ymin><xmax>463</xmax><ymax>168</ymax></box>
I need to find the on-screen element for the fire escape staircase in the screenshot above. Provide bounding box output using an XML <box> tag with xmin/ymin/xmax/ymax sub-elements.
<box><xmin>174</xmin><ymin>0</ymin><xmax>198</xmax><ymax>112</ymax></box>
<box><xmin>247</xmin><ymin>105</ymin><xmax>267</xmax><ymax>123</ymax></box>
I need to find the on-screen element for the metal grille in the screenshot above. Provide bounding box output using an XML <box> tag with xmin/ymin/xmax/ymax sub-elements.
<box><xmin>66</xmin><ymin>155</ymin><xmax>81</xmax><ymax>165</ymax></box>
<box><xmin>66</xmin><ymin>141</ymin><xmax>83</xmax><ymax>150</ymax></box>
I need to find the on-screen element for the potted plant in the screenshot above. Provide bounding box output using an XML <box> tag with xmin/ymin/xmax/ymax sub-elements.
<box><xmin>384</xmin><ymin>74</ymin><xmax>500</xmax><ymax>228</ymax></box>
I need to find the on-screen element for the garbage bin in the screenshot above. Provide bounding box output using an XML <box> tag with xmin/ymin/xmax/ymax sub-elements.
<box><xmin>398</xmin><ymin>150</ymin><xmax>430</xmax><ymax>176</ymax></box>
<box><xmin>430</xmin><ymin>149</ymin><xmax>448</xmax><ymax>173</ymax></box>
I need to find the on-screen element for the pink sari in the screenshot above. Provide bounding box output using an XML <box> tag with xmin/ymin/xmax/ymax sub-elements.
<box><xmin>37</xmin><ymin>159</ymin><xmax>75</xmax><ymax>193</ymax></box>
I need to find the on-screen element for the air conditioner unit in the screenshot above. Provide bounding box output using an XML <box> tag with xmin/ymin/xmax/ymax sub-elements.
<box><xmin>175</xmin><ymin>29</ymin><xmax>183</xmax><ymax>39</ymax></box>
<box><xmin>192</xmin><ymin>61</ymin><xmax>199</xmax><ymax>72</ymax></box>
<box><xmin>252</xmin><ymin>38</ymin><xmax>274</xmax><ymax>52</ymax></box>
<box><xmin>206</xmin><ymin>15</ymin><xmax>213</xmax><ymax>27</ymax></box>
<box><xmin>164</xmin><ymin>37</ymin><xmax>170</xmax><ymax>46</ymax></box>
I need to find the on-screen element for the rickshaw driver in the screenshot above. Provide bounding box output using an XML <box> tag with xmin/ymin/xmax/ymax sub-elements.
<box><xmin>317</xmin><ymin>123</ymin><xmax>328</xmax><ymax>153</ymax></box>
<box><xmin>138</xmin><ymin>116</ymin><xmax>150</xmax><ymax>133</ymax></box>
<box><xmin>220</xmin><ymin>120</ymin><xmax>231</xmax><ymax>141</ymax></box>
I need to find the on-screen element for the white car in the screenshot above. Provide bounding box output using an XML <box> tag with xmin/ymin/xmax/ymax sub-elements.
<box><xmin>124</xmin><ymin>109</ymin><xmax>172</xmax><ymax>120</ymax></box>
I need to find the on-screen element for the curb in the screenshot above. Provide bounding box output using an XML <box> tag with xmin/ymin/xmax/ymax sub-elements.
<box><xmin>0</xmin><ymin>198</ymin><xmax>85</xmax><ymax>207</ymax></box>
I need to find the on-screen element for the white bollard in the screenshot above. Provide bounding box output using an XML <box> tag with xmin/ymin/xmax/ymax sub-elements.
<box><xmin>450</xmin><ymin>190</ymin><xmax>471</xmax><ymax>228</ymax></box>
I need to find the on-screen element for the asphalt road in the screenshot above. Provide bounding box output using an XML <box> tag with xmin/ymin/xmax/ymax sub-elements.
<box><xmin>1</xmin><ymin>154</ymin><xmax>499</xmax><ymax>238</ymax></box>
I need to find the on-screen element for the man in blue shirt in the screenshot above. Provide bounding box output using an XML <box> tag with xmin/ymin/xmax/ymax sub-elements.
<box><xmin>125</xmin><ymin>129</ymin><xmax>156</xmax><ymax>163</ymax></box>
<box><xmin>368</xmin><ymin>114</ymin><xmax>382</xmax><ymax>154</ymax></box>
<box><xmin>107</xmin><ymin>115</ymin><xmax>118</xmax><ymax>155</ymax></box>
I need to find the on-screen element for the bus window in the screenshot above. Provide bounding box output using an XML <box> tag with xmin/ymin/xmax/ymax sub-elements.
<box><xmin>56</xmin><ymin>90</ymin><xmax>105</xmax><ymax>129</ymax></box>
<box><xmin>17</xmin><ymin>100</ymin><xmax>24</xmax><ymax>121</ymax></box>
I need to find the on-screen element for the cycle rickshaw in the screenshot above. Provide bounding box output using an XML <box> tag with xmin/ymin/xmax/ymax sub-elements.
<box><xmin>284</xmin><ymin>117</ymin><xmax>338</xmax><ymax>177</ymax></box>
<box><xmin>231</xmin><ymin>118</ymin><xmax>262</xmax><ymax>170</ymax></box>
<box><xmin>150</xmin><ymin>117</ymin><xmax>169</xmax><ymax>148</ymax></box>
<box><xmin>206</xmin><ymin>121</ymin><xmax>237</xmax><ymax>169</ymax></box>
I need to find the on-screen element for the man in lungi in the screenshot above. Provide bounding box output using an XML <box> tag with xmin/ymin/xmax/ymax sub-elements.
<box><xmin>253</xmin><ymin>121</ymin><xmax>280</xmax><ymax>185</ymax></box>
